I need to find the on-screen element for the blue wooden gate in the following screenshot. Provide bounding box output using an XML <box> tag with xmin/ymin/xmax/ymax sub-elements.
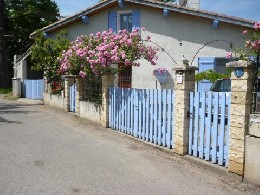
<box><xmin>189</xmin><ymin>92</ymin><xmax>231</xmax><ymax>167</ymax></box>
<box><xmin>109</xmin><ymin>87</ymin><xmax>174</xmax><ymax>148</ymax></box>
<box><xmin>70</xmin><ymin>84</ymin><xmax>76</xmax><ymax>112</ymax></box>
<box><xmin>23</xmin><ymin>79</ymin><xmax>44</xmax><ymax>100</ymax></box>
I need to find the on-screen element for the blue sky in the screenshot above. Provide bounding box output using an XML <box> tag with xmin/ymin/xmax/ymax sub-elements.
<box><xmin>54</xmin><ymin>0</ymin><xmax>260</xmax><ymax>21</ymax></box>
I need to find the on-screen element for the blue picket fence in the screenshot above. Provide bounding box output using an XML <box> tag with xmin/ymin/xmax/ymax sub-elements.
<box><xmin>189</xmin><ymin>92</ymin><xmax>231</xmax><ymax>167</ymax></box>
<box><xmin>23</xmin><ymin>79</ymin><xmax>44</xmax><ymax>100</ymax></box>
<box><xmin>109</xmin><ymin>87</ymin><xmax>174</xmax><ymax>148</ymax></box>
<box><xmin>70</xmin><ymin>84</ymin><xmax>76</xmax><ymax>112</ymax></box>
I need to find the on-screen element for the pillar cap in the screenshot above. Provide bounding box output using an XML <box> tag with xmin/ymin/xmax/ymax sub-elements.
<box><xmin>227</xmin><ymin>60</ymin><xmax>254</xmax><ymax>68</ymax></box>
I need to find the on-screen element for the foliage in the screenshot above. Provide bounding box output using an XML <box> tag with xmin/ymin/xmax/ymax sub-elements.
<box><xmin>59</xmin><ymin>28</ymin><xmax>159</xmax><ymax>78</ymax></box>
<box><xmin>4</xmin><ymin>0</ymin><xmax>59</xmax><ymax>55</ymax></box>
<box><xmin>195</xmin><ymin>69</ymin><xmax>231</xmax><ymax>83</ymax></box>
<box><xmin>30</xmin><ymin>31</ymin><xmax>70</xmax><ymax>94</ymax></box>
<box><xmin>227</xmin><ymin>21</ymin><xmax>260</xmax><ymax>60</ymax></box>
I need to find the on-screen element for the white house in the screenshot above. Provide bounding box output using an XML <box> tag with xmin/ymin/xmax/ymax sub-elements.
<box><xmin>31</xmin><ymin>0</ymin><xmax>255</xmax><ymax>90</ymax></box>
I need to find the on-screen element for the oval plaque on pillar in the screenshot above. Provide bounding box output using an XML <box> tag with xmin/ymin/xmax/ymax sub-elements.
<box><xmin>235</xmin><ymin>67</ymin><xmax>244</xmax><ymax>78</ymax></box>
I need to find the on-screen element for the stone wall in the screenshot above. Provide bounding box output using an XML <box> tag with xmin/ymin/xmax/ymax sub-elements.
<box><xmin>43</xmin><ymin>93</ymin><xmax>65</xmax><ymax>110</ymax></box>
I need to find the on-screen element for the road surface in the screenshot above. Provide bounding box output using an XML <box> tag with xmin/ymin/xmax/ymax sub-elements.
<box><xmin>0</xmin><ymin>98</ymin><xmax>259</xmax><ymax>194</ymax></box>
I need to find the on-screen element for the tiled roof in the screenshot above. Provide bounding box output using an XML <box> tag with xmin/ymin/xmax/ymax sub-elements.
<box><xmin>30</xmin><ymin>0</ymin><xmax>256</xmax><ymax>37</ymax></box>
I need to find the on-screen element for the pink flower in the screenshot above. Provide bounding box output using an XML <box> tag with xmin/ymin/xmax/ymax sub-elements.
<box><xmin>254</xmin><ymin>21</ymin><xmax>260</xmax><ymax>30</ymax></box>
<box><xmin>79</xmin><ymin>71</ymin><xmax>87</xmax><ymax>79</ymax></box>
<box><xmin>226</xmin><ymin>51</ymin><xmax>232</xmax><ymax>59</ymax></box>
<box><xmin>146</xmin><ymin>36</ymin><xmax>151</xmax><ymax>41</ymax></box>
<box><xmin>151</xmin><ymin>60</ymin><xmax>157</xmax><ymax>65</ymax></box>
<box><xmin>243</xmin><ymin>30</ymin><xmax>248</xmax><ymax>35</ymax></box>
<box><xmin>125</xmin><ymin>59</ymin><xmax>131</xmax><ymax>66</ymax></box>
<box><xmin>141</xmin><ymin>27</ymin><xmax>146</xmax><ymax>31</ymax></box>
<box><xmin>252</xmin><ymin>40</ymin><xmax>260</xmax><ymax>50</ymax></box>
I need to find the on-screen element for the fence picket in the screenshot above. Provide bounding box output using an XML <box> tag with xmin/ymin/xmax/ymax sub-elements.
<box><xmin>212</xmin><ymin>93</ymin><xmax>219</xmax><ymax>163</ymax></box>
<box><xmin>225</xmin><ymin>93</ymin><xmax>231</xmax><ymax>167</ymax></box>
<box><xmin>166</xmin><ymin>90</ymin><xmax>172</xmax><ymax>148</ymax></box>
<box><xmin>205</xmin><ymin>92</ymin><xmax>212</xmax><ymax>160</ymax></box>
<box><xmin>145</xmin><ymin>89</ymin><xmax>149</xmax><ymax>141</ymax></box>
<box><xmin>158</xmin><ymin>90</ymin><xmax>162</xmax><ymax>145</ymax></box>
<box><xmin>154</xmin><ymin>90</ymin><xmax>158</xmax><ymax>144</ymax></box>
<box><xmin>199</xmin><ymin>92</ymin><xmax>206</xmax><ymax>159</ymax></box>
<box><xmin>189</xmin><ymin>92</ymin><xmax>194</xmax><ymax>155</ymax></box>
<box><xmin>218</xmin><ymin>93</ymin><xmax>226</xmax><ymax>165</ymax></box>
<box><xmin>150</xmin><ymin>89</ymin><xmax>154</xmax><ymax>142</ymax></box>
<box><xmin>162</xmin><ymin>90</ymin><xmax>167</xmax><ymax>146</ymax></box>
<box><xmin>193</xmin><ymin>92</ymin><xmax>200</xmax><ymax>157</ymax></box>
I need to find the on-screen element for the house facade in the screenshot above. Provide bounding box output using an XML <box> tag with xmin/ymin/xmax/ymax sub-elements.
<box><xmin>31</xmin><ymin>0</ymin><xmax>254</xmax><ymax>90</ymax></box>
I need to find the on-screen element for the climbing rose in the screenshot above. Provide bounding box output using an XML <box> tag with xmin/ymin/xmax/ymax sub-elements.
<box><xmin>59</xmin><ymin>28</ymin><xmax>159</xmax><ymax>77</ymax></box>
<box><xmin>254</xmin><ymin>21</ymin><xmax>260</xmax><ymax>30</ymax></box>
<box><xmin>226</xmin><ymin>52</ymin><xmax>232</xmax><ymax>59</ymax></box>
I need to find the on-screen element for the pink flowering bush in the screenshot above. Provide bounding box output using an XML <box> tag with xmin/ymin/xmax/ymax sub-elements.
<box><xmin>227</xmin><ymin>21</ymin><xmax>260</xmax><ymax>60</ymax></box>
<box><xmin>59</xmin><ymin>28</ymin><xmax>159</xmax><ymax>77</ymax></box>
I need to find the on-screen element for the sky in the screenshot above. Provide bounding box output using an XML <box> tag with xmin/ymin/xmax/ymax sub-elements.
<box><xmin>54</xmin><ymin>0</ymin><xmax>260</xmax><ymax>21</ymax></box>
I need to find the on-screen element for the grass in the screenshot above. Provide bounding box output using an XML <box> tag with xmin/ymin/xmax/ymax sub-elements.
<box><xmin>0</xmin><ymin>88</ymin><xmax>12</xmax><ymax>94</ymax></box>
<box><xmin>0</xmin><ymin>88</ymin><xmax>17</xmax><ymax>100</ymax></box>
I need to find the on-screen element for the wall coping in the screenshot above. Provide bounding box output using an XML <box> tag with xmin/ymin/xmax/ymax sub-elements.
<box><xmin>173</xmin><ymin>65</ymin><xmax>198</xmax><ymax>71</ymax></box>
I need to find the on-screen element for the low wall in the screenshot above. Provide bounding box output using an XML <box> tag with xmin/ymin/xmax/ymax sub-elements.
<box><xmin>80</xmin><ymin>101</ymin><xmax>101</xmax><ymax>124</ymax></box>
<box><xmin>244</xmin><ymin>114</ymin><xmax>260</xmax><ymax>186</ymax></box>
<box><xmin>43</xmin><ymin>93</ymin><xmax>65</xmax><ymax>110</ymax></box>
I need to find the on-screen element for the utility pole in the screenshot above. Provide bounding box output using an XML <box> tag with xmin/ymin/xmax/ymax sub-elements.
<box><xmin>0</xmin><ymin>0</ymin><xmax>10</xmax><ymax>88</ymax></box>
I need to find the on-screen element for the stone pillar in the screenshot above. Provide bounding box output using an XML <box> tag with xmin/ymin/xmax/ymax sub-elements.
<box><xmin>172</xmin><ymin>66</ymin><xmax>197</xmax><ymax>155</ymax></box>
<box><xmin>227</xmin><ymin>60</ymin><xmax>254</xmax><ymax>176</ymax></box>
<box><xmin>64</xmin><ymin>75</ymin><xmax>75</xmax><ymax>112</ymax></box>
<box><xmin>75</xmin><ymin>77</ymin><xmax>84</xmax><ymax>116</ymax></box>
<box><xmin>101</xmin><ymin>74</ymin><xmax>114</xmax><ymax>127</ymax></box>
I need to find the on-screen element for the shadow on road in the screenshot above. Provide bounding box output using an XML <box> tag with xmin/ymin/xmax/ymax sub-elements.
<box><xmin>0</xmin><ymin>102</ymin><xmax>38</xmax><ymax>124</ymax></box>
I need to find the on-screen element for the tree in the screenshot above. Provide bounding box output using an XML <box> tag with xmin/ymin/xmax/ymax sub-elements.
<box><xmin>1</xmin><ymin>0</ymin><xmax>59</xmax><ymax>87</ymax></box>
<box><xmin>0</xmin><ymin>0</ymin><xmax>9</xmax><ymax>88</ymax></box>
<box><xmin>30</xmin><ymin>31</ymin><xmax>70</xmax><ymax>94</ymax></box>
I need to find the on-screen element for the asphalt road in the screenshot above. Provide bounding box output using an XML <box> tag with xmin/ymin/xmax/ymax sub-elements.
<box><xmin>0</xmin><ymin>98</ymin><xmax>259</xmax><ymax>195</ymax></box>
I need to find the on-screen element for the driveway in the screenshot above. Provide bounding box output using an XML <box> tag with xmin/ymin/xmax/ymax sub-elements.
<box><xmin>0</xmin><ymin>98</ymin><xmax>259</xmax><ymax>195</ymax></box>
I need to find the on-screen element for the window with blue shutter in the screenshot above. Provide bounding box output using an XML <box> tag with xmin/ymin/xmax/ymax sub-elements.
<box><xmin>197</xmin><ymin>57</ymin><xmax>216</xmax><ymax>92</ymax></box>
<box><xmin>108</xmin><ymin>11</ymin><xmax>117</xmax><ymax>32</ymax></box>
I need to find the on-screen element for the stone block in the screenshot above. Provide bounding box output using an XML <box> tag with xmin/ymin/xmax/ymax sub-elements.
<box><xmin>175</xmin><ymin>81</ymin><xmax>195</xmax><ymax>90</ymax></box>
<box><xmin>231</xmin><ymin>79</ymin><xmax>253</xmax><ymax>92</ymax></box>
<box><xmin>230</xmin><ymin>114</ymin><xmax>249</xmax><ymax>129</ymax></box>
<box><xmin>229</xmin><ymin>127</ymin><xmax>245</xmax><ymax>140</ymax></box>
<box><xmin>228</xmin><ymin>160</ymin><xmax>244</xmax><ymax>176</ymax></box>
<box><xmin>229</xmin><ymin>140</ymin><xmax>245</xmax><ymax>154</ymax></box>
<box><xmin>230</xmin><ymin>104</ymin><xmax>251</xmax><ymax>117</ymax></box>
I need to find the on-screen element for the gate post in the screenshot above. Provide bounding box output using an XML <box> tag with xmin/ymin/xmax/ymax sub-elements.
<box><xmin>226</xmin><ymin>60</ymin><xmax>254</xmax><ymax>175</ymax></box>
<box><xmin>64</xmin><ymin>75</ymin><xmax>75</xmax><ymax>112</ymax></box>
<box><xmin>101</xmin><ymin>74</ymin><xmax>114</xmax><ymax>127</ymax></box>
<box><xmin>173</xmin><ymin>66</ymin><xmax>197</xmax><ymax>155</ymax></box>
<box><xmin>75</xmin><ymin>77</ymin><xmax>84</xmax><ymax>116</ymax></box>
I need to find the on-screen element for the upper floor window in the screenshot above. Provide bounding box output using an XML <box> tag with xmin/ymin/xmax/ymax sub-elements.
<box><xmin>120</xmin><ymin>13</ymin><xmax>132</xmax><ymax>31</ymax></box>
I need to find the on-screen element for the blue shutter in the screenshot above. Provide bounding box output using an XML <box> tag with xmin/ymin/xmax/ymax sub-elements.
<box><xmin>108</xmin><ymin>11</ymin><xmax>117</xmax><ymax>32</ymax></box>
<box><xmin>198</xmin><ymin>57</ymin><xmax>216</xmax><ymax>92</ymax></box>
<box><xmin>132</xmin><ymin>10</ymin><xmax>141</xmax><ymax>31</ymax></box>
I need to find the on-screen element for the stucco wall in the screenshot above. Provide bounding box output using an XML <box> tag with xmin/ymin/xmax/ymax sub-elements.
<box><xmin>43</xmin><ymin>93</ymin><xmax>65</xmax><ymax>110</ymax></box>
<box><xmin>49</xmin><ymin>2</ymin><xmax>246</xmax><ymax>89</ymax></box>
<box><xmin>79</xmin><ymin>101</ymin><xmax>101</xmax><ymax>124</ymax></box>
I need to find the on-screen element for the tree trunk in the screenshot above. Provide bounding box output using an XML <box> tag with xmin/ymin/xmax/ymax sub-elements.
<box><xmin>0</xmin><ymin>0</ymin><xmax>10</xmax><ymax>88</ymax></box>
